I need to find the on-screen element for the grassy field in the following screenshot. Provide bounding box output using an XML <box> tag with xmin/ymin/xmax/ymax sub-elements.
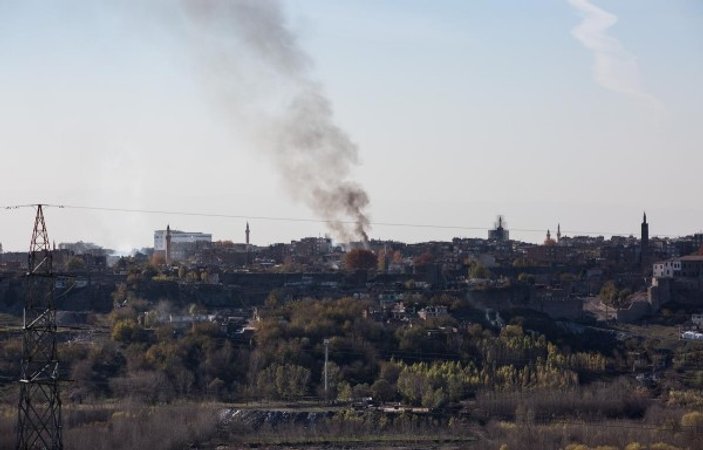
<box><xmin>229</xmin><ymin>434</ymin><xmax>477</xmax><ymax>448</ymax></box>
<box><xmin>1</xmin><ymin>400</ymin><xmax>702</xmax><ymax>449</ymax></box>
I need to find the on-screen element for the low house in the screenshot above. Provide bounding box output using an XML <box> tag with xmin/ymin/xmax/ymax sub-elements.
<box><xmin>417</xmin><ymin>305</ymin><xmax>449</xmax><ymax>321</ymax></box>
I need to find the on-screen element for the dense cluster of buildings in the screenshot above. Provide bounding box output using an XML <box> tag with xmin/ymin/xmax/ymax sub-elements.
<box><xmin>1</xmin><ymin>213</ymin><xmax>702</xmax><ymax>326</ymax></box>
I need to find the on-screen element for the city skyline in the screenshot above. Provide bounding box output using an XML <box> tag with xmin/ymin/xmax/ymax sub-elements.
<box><xmin>0</xmin><ymin>203</ymin><xmax>699</xmax><ymax>254</ymax></box>
<box><xmin>1</xmin><ymin>0</ymin><xmax>702</xmax><ymax>251</ymax></box>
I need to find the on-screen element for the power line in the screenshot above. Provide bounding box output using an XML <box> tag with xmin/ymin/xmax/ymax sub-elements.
<box><xmin>0</xmin><ymin>203</ymin><xmax>669</xmax><ymax>238</ymax></box>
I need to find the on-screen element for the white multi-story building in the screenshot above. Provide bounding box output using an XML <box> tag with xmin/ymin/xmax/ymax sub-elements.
<box><xmin>154</xmin><ymin>227</ymin><xmax>213</xmax><ymax>263</ymax></box>
<box><xmin>154</xmin><ymin>228</ymin><xmax>212</xmax><ymax>251</ymax></box>
<box><xmin>653</xmin><ymin>259</ymin><xmax>682</xmax><ymax>278</ymax></box>
<box><xmin>654</xmin><ymin>256</ymin><xmax>703</xmax><ymax>279</ymax></box>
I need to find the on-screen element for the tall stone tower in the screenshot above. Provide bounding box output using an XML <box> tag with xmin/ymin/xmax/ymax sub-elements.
<box><xmin>245</xmin><ymin>222</ymin><xmax>251</xmax><ymax>266</ymax></box>
<box><xmin>165</xmin><ymin>224</ymin><xmax>172</xmax><ymax>265</ymax></box>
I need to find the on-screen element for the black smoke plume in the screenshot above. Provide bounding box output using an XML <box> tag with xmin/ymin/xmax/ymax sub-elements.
<box><xmin>180</xmin><ymin>0</ymin><xmax>371</xmax><ymax>244</ymax></box>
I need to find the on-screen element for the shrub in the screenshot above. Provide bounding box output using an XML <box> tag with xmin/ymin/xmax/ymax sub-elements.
<box><xmin>650</xmin><ymin>444</ymin><xmax>683</xmax><ymax>450</ymax></box>
<box><xmin>680</xmin><ymin>410</ymin><xmax>703</xmax><ymax>429</ymax></box>
<box><xmin>62</xmin><ymin>403</ymin><xmax>218</xmax><ymax>450</ymax></box>
<box><xmin>109</xmin><ymin>371</ymin><xmax>174</xmax><ymax>404</ymax></box>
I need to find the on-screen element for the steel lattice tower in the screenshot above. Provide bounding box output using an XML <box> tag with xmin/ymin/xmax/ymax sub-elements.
<box><xmin>16</xmin><ymin>205</ymin><xmax>63</xmax><ymax>450</ymax></box>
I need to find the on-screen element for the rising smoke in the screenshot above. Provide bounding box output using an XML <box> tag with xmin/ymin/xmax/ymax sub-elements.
<box><xmin>179</xmin><ymin>0</ymin><xmax>370</xmax><ymax>244</ymax></box>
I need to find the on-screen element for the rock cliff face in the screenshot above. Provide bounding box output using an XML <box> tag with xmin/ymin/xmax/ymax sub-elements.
<box><xmin>466</xmin><ymin>285</ymin><xmax>584</xmax><ymax>320</ymax></box>
<box><xmin>129</xmin><ymin>280</ymin><xmax>238</xmax><ymax>308</ymax></box>
<box><xmin>0</xmin><ymin>274</ymin><xmax>116</xmax><ymax>314</ymax></box>
<box><xmin>0</xmin><ymin>275</ymin><xmax>243</xmax><ymax>315</ymax></box>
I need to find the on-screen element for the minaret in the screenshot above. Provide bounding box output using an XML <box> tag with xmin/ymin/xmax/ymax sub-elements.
<box><xmin>641</xmin><ymin>212</ymin><xmax>649</xmax><ymax>269</ymax></box>
<box><xmin>244</xmin><ymin>222</ymin><xmax>251</xmax><ymax>267</ymax></box>
<box><xmin>557</xmin><ymin>224</ymin><xmax>561</xmax><ymax>243</ymax></box>
<box><xmin>546</xmin><ymin>229</ymin><xmax>551</xmax><ymax>241</ymax></box>
<box><xmin>383</xmin><ymin>243</ymin><xmax>390</xmax><ymax>273</ymax></box>
<box><xmin>165</xmin><ymin>224</ymin><xmax>172</xmax><ymax>265</ymax></box>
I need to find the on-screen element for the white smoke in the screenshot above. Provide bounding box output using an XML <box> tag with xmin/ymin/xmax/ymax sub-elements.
<box><xmin>568</xmin><ymin>0</ymin><xmax>657</xmax><ymax>103</ymax></box>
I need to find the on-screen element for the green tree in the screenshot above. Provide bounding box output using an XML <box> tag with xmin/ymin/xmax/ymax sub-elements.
<box><xmin>265</xmin><ymin>289</ymin><xmax>282</xmax><ymax>309</ymax></box>
<box><xmin>468</xmin><ymin>262</ymin><xmax>490</xmax><ymax>279</ymax></box>
<box><xmin>600</xmin><ymin>280</ymin><xmax>618</xmax><ymax>305</ymax></box>
<box><xmin>141</xmin><ymin>264</ymin><xmax>159</xmax><ymax>281</ymax></box>
<box><xmin>517</xmin><ymin>273</ymin><xmax>535</xmax><ymax>284</ymax></box>
<box><xmin>560</xmin><ymin>272</ymin><xmax>578</xmax><ymax>284</ymax></box>
<box><xmin>396</xmin><ymin>361</ymin><xmax>478</xmax><ymax>407</ymax></box>
<box><xmin>111</xmin><ymin>319</ymin><xmax>140</xmax><ymax>343</ymax></box>
<box><xmin>111</xmin><ymin>283</ymin><xmax>129</xmax><ymax>305</ymax></box>
<box><xmin>600</xmin><ymin>281</ymin><xmax>631</xmax><ymax>308</ymax></box>
<box><xmin>66</xmin><ymin>256</ymin><xmax>86</xmax><ymax>271</ymax></box>
<box><xmin>371</xmin><ymin>379</ymin><xmax>396</xmax><ymax>402</ymax></box>
<box><xmin>256</xmin><ymin>363</ymin><xmax>311</xmax><ymax>400</ymax></box>
<box><xmin>512</xmin><ymin>257</ymin><xmax>530</xmax><ymax>268</ymax></box>
<box><xmin>188</xmin><ymin>303</ymin><xmax>206</xmax><ymax>317</ymax></box>
<box><xmin>337</xmin><ymin>382</ymin><xmax>353</xmax><ymax>402</ymax></box>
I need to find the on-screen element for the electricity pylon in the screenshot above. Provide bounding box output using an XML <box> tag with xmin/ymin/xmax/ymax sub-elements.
<box><xmin>16</xmin><ymin>205</ymin><xmax>63</xmax><ymax>450</ymax></box>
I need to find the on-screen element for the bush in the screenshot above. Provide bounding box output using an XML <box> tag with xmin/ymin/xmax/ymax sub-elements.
<box><xmin>62</xmin><ymin>403</ymin><xmax>218</xmax><ymax>450</ymax></box>
<box><xmin>650</xmin><ymin>444</ymin><xmax>683</xmax><ymax>450</ymax></box>
<box><xmin>624</xmin><ymin>444</ymin><xmax>644</xmax><ymax>450</ymax></box>
<box><xmin>681</xmin><ymin>410</ymin><xmax>703</xmax><ymax>443</ymax></box>
<box><xmin>680</xmin><ymin>410</ymin><xmax>703</xmax><ymax>429</ymax></box>
<box><xmin>111</xmin><ymin>319</ymin><xmax>143</xmax><ymax>343</ymax></box>
<box><xmin>109</xmin><ymin>371</ymin><xmax>174</xmax><ymax>404</ymax></box>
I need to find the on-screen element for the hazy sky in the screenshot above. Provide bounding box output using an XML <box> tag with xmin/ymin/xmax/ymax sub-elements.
<box><xmin>1</xmin><ymin>0</ymin><xmax>702</xmax><ymax>252</ymax></box>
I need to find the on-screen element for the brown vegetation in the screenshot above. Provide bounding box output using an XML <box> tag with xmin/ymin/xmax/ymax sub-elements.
<box><xmin>343</xmin><ymin>248</ymin><xmax>377</xmax><ymax>271</ymax></box>
<box><xmin>2</xmin><ymin>287</ymin><xmax>703</xmax><ymax>449</ymax></box>
<box><xmin>0</xmin><ymin>402</ymin><xmax>217</xmax><ymax>450</ymax></box>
